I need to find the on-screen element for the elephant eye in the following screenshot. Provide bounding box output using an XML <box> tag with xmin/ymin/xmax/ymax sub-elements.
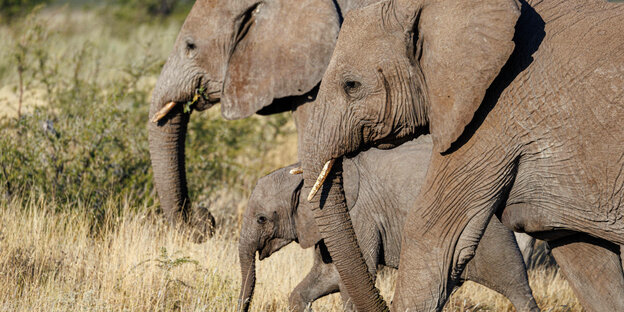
<box><xmin>343</xmin><ymin>80</ymin><xmax>362</xmax><ymax>97</ymax></box>
<box><xmin>186</xmin><ymin>41</ymin><xmax>196</xmax><ymax>51</ymax></box>
<box><xmin>257</xmin><ymin>215</ymin><xmax>267</xmax><ymax>224</ymax></box>
<box><xmin>185</xmin><ymin>38</ymin><xmax>197</xmax><ymax>58</ymax></box>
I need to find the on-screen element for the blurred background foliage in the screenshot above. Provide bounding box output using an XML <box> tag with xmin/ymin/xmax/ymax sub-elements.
<box><xmin>1</xmin><ymin>0</ymin><xmax>196</xmax><ymax>23</ymax></box>
<box><xmin>0</xmin><ymin>3</ymin><xmax>295</xmax><ymax>222</ymax></box>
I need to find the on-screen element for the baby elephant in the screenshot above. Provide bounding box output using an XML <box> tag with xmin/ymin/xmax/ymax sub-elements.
<box><xmin>238</xmin><ymin>137</ymin><xmax>539</xmax><ymax>312</ymax></box>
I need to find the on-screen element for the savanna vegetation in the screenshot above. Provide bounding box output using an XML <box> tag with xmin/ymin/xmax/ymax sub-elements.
<box><xmin>0</xmin><ymin>3</ymin><xmax>582</xmax><ymax>311</ymax></box>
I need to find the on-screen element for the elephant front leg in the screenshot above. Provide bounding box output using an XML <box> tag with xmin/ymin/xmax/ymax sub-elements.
<box><xmin>289</xmin><ymin>243</ymin><xmax>341</xmax><ymax>311</ymax></box>
<box><xmin>392</xmin><ymin>152</ymin><xmax>518</xmax><ymax>311</ymax></box>
<box><xmin>393</xmin><ymin>205</ymin><xmax>494</xmax><ymax>311</ymax></box>
<box><xmin>549</xmin><ymin>234</ymin><xmax>624</xmax><ymax>312</ymax></box>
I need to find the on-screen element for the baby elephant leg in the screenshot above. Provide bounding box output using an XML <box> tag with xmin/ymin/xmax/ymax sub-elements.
<box><xmin>514</xmin><ymin>232</ymin><xmax>536</xmax><ymax>267</ymax></box>
<box><xmin>289</xmin><ymin>244</ymin><xmax>341</xmax><ymax>311</ymax></box>
<box><xmin>549</xmin><ymin>234</ymin><xmax>624</xmax><ymax>312</ymax></box>
<box><xmin>337</xmin><ymin>280</ymin><xmax>356</xmax><ymax>312</ymax></box>
<box><xmin>463</xmin><ymin>217</ymin><xmax>540</xmax><ymax>312</ymax></box>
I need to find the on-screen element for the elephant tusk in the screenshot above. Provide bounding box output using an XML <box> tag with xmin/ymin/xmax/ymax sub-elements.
<box><xmin>151</xmin><ymin>101</ymin><xmax>177</xmax><ymax>123</ymax></box>
<box><xmin>307</xmin><ymin>159</ymin><xmax>335</xmax><ymax>202</ymax></box>
<box><xmin>289</xmin><ymin>167</ymin><xmax>303</xmax><ymax>175</ymax></box>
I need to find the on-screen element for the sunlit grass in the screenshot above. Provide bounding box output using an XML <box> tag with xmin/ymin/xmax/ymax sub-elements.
<box><xmin>0</xmin><ymin>196</ymin><xmax>582</xmax><ymax>312</ymax></box>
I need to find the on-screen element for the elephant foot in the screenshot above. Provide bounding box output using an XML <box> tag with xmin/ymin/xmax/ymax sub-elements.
<box><xmin>178</xmin><ymin>205</ymin><xmax>216</xmax><ymax>243</ymax></box>
<box><xmin>288</xmin><ymin>292</ymin><xmax>312</xmax><ymax>312</ymax></box>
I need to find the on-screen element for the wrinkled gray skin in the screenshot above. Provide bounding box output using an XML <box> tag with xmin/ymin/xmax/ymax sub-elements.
<box><xmin>298</xmin><ymin>0</ymin><xmax>624</xmax><ymax>311</ymax></box>
<box><xmin>239</xmin><ymin>137</ymin><xmax>538</xmax><ymax>312</ymax></box>
<box><xmin>148</xmin><ymin>0</ymin><xmax>385</xmax><ymax>243</ymax></box>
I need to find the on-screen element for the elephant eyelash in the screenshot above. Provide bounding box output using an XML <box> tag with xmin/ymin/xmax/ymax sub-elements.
<box><xmin>235</xmin><ymin>2</ymin><xmax>261</xmax><ymax>44</ymax></box>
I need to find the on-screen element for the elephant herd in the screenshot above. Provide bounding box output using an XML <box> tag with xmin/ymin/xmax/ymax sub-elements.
<box><xmin>147</xmin><ymin>0</ymin><xmax>624</xmax><ymax>311</ymax></box>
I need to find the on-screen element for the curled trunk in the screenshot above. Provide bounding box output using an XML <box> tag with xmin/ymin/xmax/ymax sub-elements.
<box><xmin>238</xmin><ymin>242</ymin><xmax>257</xmax><ymax>312</ymax></box>
<box><xmin>302</xmin><ymin>158</ymin><xmax>388</xmax><ymax>311</ymax></box>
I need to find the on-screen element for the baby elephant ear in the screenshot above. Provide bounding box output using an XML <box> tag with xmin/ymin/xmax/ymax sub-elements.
<box><xmin>416</xmin><ymin>0</ymin><xmax>520</xmax><ymax>153</ymax></box>
<box><xmin>221</xmin><ymin>0</ymin><xmax>340</xmax><ymax>120</ymax></box>
<box><xmin>294</xmin><ymin>203</ymin><xmax>322</xmax><ymax>249</ymax></box>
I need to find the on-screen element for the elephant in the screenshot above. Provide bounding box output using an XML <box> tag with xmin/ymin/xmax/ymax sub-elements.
<box><xmin>238</xmin><ymin>137</ymin><xmax>539</xmax><ymax>312</ymax></box>
<box><xmin>296</xmin><ymin>0</ymin><xmax>624</xmax><ymax>311</ymax></box>
<box><xmin>513</xmin><ymin>232</ymin><xmax>535</xmax><ymax>267</ymax></box>
<box><xmin>147</xmin><ymin>0</ymin><xmax>388</xmax><ymax>242</ymax></box>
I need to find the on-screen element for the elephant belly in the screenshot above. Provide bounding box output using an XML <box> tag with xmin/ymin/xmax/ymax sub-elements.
<box><xmin>501</xmin><ymin>172</ymin><xmax>624</xmax><ymax>244</ymax></box>
<box><xmin>499</xmin><ymin>203</ymin><xmax>557</xmax><ymax>237</ymax></box>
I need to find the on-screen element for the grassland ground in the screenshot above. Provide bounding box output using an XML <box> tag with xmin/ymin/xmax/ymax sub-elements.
<box><xmin>0</xmin><ymin>5</ymin><xmax>582</xmax><ymax>312</ymax></box>
<box><xmin>0</xmin><ymin>196</ymin><xmax>581</xmax><ymax>312</ymax></box>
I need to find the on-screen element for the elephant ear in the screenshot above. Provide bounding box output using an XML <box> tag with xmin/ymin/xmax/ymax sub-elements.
<box><xmin>291</xmin><ymin>178</ymin><xmax>322</xmax><ymax>249</ymax></box>
<box><xmin>407</xmin><ymin>0</ymin><xmax>520</xmax><ymax>152</ymax></box>
<box><xmin>292</xmin><ymin>159</ymin><xmax>359</xmax><ymax>248</ymax></box>
<box><xmin>342</xmin><ymin>157</ymin><xmax>360</xmax><ymax>211</ymax></box>
<box><xmin>221</xmin><ymin>0</ymin><xmax>340</xmax><ymax>120</ymax></box>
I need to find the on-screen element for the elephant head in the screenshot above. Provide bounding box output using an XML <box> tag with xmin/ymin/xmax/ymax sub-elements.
<box><xmin>300</xmin><ymin>0</ymin><xmax>519</xmax><ymax>309</ymax></box>
<box><xmin>237</xmin><ymin>164</ymin><xmax>323</xmax><ymax>311</ymax></box>
<box><xmin>148</xmin><ymin>0</ymin><xmax>342</xmax><ymax>241</ymax></box>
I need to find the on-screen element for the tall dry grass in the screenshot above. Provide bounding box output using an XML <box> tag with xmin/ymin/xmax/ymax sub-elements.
<box><xmin>0</xmin><ymin>195</ymin><xmax>582</xmax><ymax>312</ymax></box>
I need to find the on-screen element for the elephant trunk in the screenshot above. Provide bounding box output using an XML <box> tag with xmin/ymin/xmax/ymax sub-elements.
<box><xmin>302</xmin><ymin>157</ymin><xmax>388</xmax><ymax>312</ymax></box>
<box><xmin>149</xmin><ymin>105</ymin><xmax>190</xmax><ymax>226</ymax></box>
<box><xmin>149</xmin><ymin>45</ymin><xmax>222</xmax><ymax>242</ymax></box>
<box><xmin>148</xmin><ymin>55</ymin><xmax>204</xmax><ymax>239</ymax></box>
<box><xmin>238</xmin><ymin>235</ymin><xmax>257</xmax><ymax>312</ymax></box>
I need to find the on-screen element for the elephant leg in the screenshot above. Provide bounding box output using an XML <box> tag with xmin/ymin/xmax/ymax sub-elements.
<box><xmin>463</xmin><ymin>217</ymin><xmax>539</xmax><ymax>312</ymax></box>
<box><xmin>392</xmin><ymin>152</ymin><xmax>517</xmax><ymax>311</ymax></box>
<box><xmin>337</xmin><ymin>281</ymin><xmax>358</xmax><ymax>312</ymax></box>
<box><xmin>621</xmin><ymin>245</ymin><xmax>624</xmax><ymax>274</ymax></box>
<box><xmin>514</xmin><ymin>232</ymin><xmax>536</xmax><ymax>267</ymax></box>
<box><xmin>549</xmin><ymin>234</ymin><xmax>624</xmax><ymax>312</ymax></box>
<box><xmin>289</xmin><ymin>244</ymin><xmax>341</xmax><ymax>311</ymax></box>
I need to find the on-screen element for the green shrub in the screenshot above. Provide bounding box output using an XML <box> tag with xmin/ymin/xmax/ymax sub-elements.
<box><xmin>113</xmin><ymin>0</ymin><xmax>194</xmax><ymax>22</ymax></box>
<box><xmin>0</xmin><ymin>8</ymin><xmax>292</xmax><ymax>218</ymax></box>
<box><xmin>0</xmin><ymin>0</ymin><xmax>50</xmax><ymax>23</ymax></box>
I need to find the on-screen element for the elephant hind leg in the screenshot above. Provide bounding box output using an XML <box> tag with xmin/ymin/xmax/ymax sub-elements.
<box><xmin>549</xmin><ymin>234</ymin><xmax>624</xmax><ymax>312</ymax></box>
<box><xmin>463</xmin><ymin>217</ymin><xmax>540</xmax><ymax>312</ymax></box>
<box><xmin>289</xmin><ymin>243</ymin><xmax>340</xmax><ymax>311</ymax></box>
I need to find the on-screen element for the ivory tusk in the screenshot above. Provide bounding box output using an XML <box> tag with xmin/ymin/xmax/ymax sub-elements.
<box><xmin>307</xmin><ymin>159</ymin><xmax>335</xmax><ymax>202</ymax></box>
<box><xmin>151</xmin><ymin>101</ymin><xmax>177</xmax><ymax>123</ymax></box>
<box><xmin>289</xmin><ymin>167</ymin><xmax>303</xmax><ymax>175</ymax></box>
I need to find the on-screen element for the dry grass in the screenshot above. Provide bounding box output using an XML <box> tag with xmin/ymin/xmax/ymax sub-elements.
<box><xmin>0</xmin><ymin>196</ymin><xmax>582</xmax><ymax>312</ymax></box>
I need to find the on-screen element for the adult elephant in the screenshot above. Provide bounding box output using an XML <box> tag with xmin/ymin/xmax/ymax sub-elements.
<box><xmin>298</xmin><ymin>0</ymin><xmax>624</xmax><ymax>311</ymax></box>
<box><xmin>147</xmin><ymin>0</ymin><xmax>381</xmax><ymax>242</ymax></box>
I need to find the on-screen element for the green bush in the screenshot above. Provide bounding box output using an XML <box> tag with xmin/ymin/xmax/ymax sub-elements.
<box><xmin>113</xmin><ymin>0</ymin><xmax>194</xmax><ymax>22</ymax></box>
<box><xmin>0</xmin><ymin>0</ymin><xmax>50</xmax><ymax>23</ymax></box>
<box><xmin>0</xmin><ymin>8</ymin><xmax>292</xmax><ymax>218</ymax></box>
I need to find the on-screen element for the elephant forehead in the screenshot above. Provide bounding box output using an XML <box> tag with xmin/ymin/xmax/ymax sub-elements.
<box><xmin>332</xmin><ymin>5</ymin><xmax>404</xmax><ymax>72</ymax></box>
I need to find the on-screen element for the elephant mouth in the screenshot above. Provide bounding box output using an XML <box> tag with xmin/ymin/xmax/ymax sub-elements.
<box><xmin>258</xmin><ymin>238</ymin><xmax>292</xmax><ymax>260</ymax></box>
<box><xmin>151</xmin><ymin>79</ymin><xmax>222</xmax><ymax>123</ymax></box>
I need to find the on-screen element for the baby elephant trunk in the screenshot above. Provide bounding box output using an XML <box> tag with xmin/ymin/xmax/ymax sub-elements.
<box><xmin>238</xmin><ymin>236</ymin><xmax>257</xmax><ymax>311</ymax></box>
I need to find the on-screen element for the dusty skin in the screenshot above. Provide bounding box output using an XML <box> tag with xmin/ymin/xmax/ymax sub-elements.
<box><xmin>299</xmin><ymin>0</ymin><xmax>624</xmax><ymax>311</ymax></box>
